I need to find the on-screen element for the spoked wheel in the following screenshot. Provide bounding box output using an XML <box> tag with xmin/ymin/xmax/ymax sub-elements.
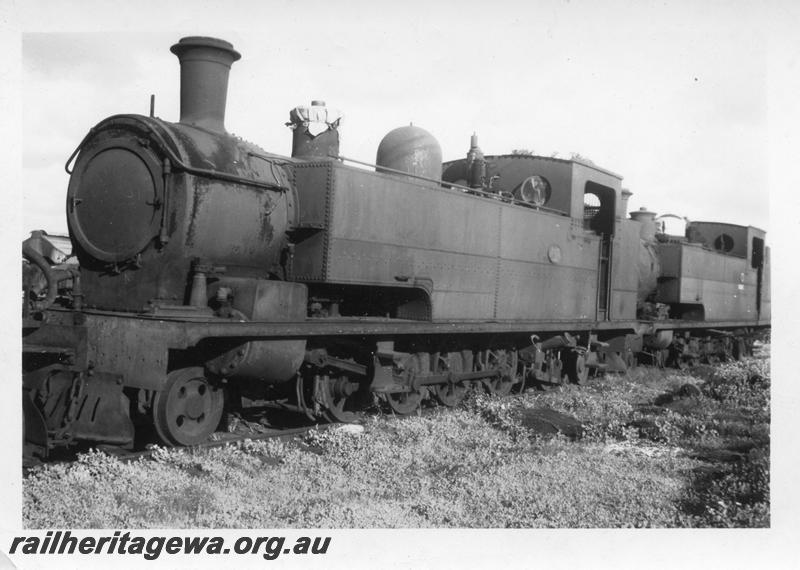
<box><xmin>434</xmin><ymin>353</ymin><xmax>467</xmax><ymax>407</ymax></box>
<box><xmin>479</xmin><ymin>349</ymin><xmax>518</xmax><ymax>396</ymax></box>
<box><xmin>318</xmin><ymin>375</ymin><xmax>367</xmax><ymax>423</ymax></box>
<box><xmin>153</xmin><ymin>367</ymin><xmax>224</xmax><ymax>446</ymax></box>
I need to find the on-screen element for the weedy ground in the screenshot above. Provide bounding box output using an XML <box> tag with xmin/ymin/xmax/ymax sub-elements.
<box><xmin>23</xmin><ymin>357</ymin><xmax>769</xmax><ymax>528</ymax></box>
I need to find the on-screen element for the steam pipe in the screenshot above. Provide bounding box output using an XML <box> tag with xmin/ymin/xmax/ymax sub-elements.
<box><xmin>23</xmin><ymin>242</ymin><xmax>58</xmax><ymax>312</ymax></box>
<box><xmin>67</xmin><ymin>115</ymin><xmax>288</xmax><ymax>191</ymax></box>
<box><xmin>23</xmin><ymin>237</ymin><xmax>80</xmax><ymax>312</ymax></box>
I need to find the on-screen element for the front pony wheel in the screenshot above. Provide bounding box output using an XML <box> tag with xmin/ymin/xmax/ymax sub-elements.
<box><xmin>152</xmin><ymin>367</ymin><xmax>224</xmax><ymax>446</ymax></box>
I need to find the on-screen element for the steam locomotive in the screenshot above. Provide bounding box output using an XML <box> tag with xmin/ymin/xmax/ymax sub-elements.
<box><xmin>22</xmin><ymin>37</ymin><xmax>770</xmax><ymax>457</ymax></box>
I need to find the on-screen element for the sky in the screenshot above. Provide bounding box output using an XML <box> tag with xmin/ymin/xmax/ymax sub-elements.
<box><xmin>3</xmin><ymin>0</ymin><xmax>800</xmax><ymax>567</ymax></box>
<box><xmin>18</xmin><ymin>1</ymin><xmax>773</xmax><ymax>238</ymax></box>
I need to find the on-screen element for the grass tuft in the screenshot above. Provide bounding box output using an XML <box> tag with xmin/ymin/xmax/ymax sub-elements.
<box><xmin>24</xmin><ymin>358</ymin><xmax>769</xmax><ymax>528</ymax></box>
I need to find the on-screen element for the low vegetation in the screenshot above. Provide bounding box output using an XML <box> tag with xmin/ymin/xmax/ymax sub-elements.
<box><xmin>23</xmin><ymin>357</ymin><xmax>769</xmax><ymax>528</ymax></box>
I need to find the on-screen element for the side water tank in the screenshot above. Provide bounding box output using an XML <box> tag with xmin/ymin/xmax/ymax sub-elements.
<box><xmin>376</xmin><ymin>125</ymin><xmax>442</xmax><ymax>180</ymax></box>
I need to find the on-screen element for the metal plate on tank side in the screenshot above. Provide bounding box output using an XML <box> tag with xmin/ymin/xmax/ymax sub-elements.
<box><xmin>322</xmin><ymin>165</ymin><xmax>503</xmax><ymax>320</ymax></box>
<box><xmin>430</xmin><ymin>290</ymin><xmax>497</xmax><ymax>320</ymax></box>
<box><xmin>609</xmin><ymin>221</ymin><xmax>642</xmax><ymax>320</ymax></box>
<box><xmin>678</xmin><ymin>277</ymin><xmax>757</xmax><ymax>320</ymax></box>
<box><xmin>610</xmin><ymin>290</ymin><xmax>636</xmax><ymax>320</ymax></box>
<box><xmin>496</xmin><ymin>260</ymin><xmax>597</xmax><ymax>320</ymax></box>
<box><xmin>325</xmin><ymin>238</ymin><xmax>498</xmax><ymax>320</ymax></box>
<box><xmin>655</xmin><ymin>243</ymin><xmax>761</xmax><ymax>321</ymax></box>
<box><xmin>289</xmin><ymin>162</ymin><xmax>335</xmax><ymax>281</ymax></box>
<box><xmin>328</xmin><ymin>166</ymin><xmax>501</xmax><ymax>258</ymax></box>
<box><xmin>498</xmin><ymin>205</ymin><xmax>597</xmax><ymax>268</ymax></box>
<box><xmin>496</xmin><ymin>204</ymin><xmax>599</xmax><ymax>321</ymax></box>
<box><xmin>325</xmin><ymin>239</ymin><xmax>415</xmax><ymax>283</ymax></box>
<box><xmin>291</xmin><ymin>230</ymin><xmax>327</xmax><ymax>280</ymax></box>
<box><xmin>292</xmin><ymin>162</ymin><xmax>333</xmax><ymax>230</ymax></box>
<box><xmin>675</xmin><ymin>245</ymin><xmax>751</xmax><ymax>281</ymax></box>
<box><xmin>611</xmin><ymin>221</ymin><xmax>641</xmax><ymax>294</ymax></box>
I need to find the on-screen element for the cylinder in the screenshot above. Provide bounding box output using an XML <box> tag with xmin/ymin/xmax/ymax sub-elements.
<box><xmin>170</xmin><ymin>36</ymin><xmax>241</xmax><ymax>133</ymax></box>
<box><xmin>206</xmin><ymin>340</ymin><xmax>306</xmax><ymax>384</ymax></box>
<box><xmin>376</xmin><ymin>125</ymin><xmax>442</xmax><ymax>181</ymax></box>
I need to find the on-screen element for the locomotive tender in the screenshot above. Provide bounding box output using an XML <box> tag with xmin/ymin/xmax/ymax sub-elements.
<box><xmin>22</xmin><ymin>37</ymin><xmax>770</xmax><ymax>456</ymax></box>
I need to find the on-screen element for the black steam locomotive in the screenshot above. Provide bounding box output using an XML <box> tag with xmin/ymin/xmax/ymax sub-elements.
<box><xmin>22</xmin><ymin>37</ymin><xmax>770</xmax><ymax>457</ymax></box>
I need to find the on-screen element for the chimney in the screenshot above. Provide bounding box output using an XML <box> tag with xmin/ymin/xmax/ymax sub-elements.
<box><xmin>620</xmin><ymin>188</ymin><xmax>633</xmax><ymax>218</ymax></box>
<box><xmin>170</xmin><ymin>36</ymin><xmax>241</xmax><ymax>132</ymax></box>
